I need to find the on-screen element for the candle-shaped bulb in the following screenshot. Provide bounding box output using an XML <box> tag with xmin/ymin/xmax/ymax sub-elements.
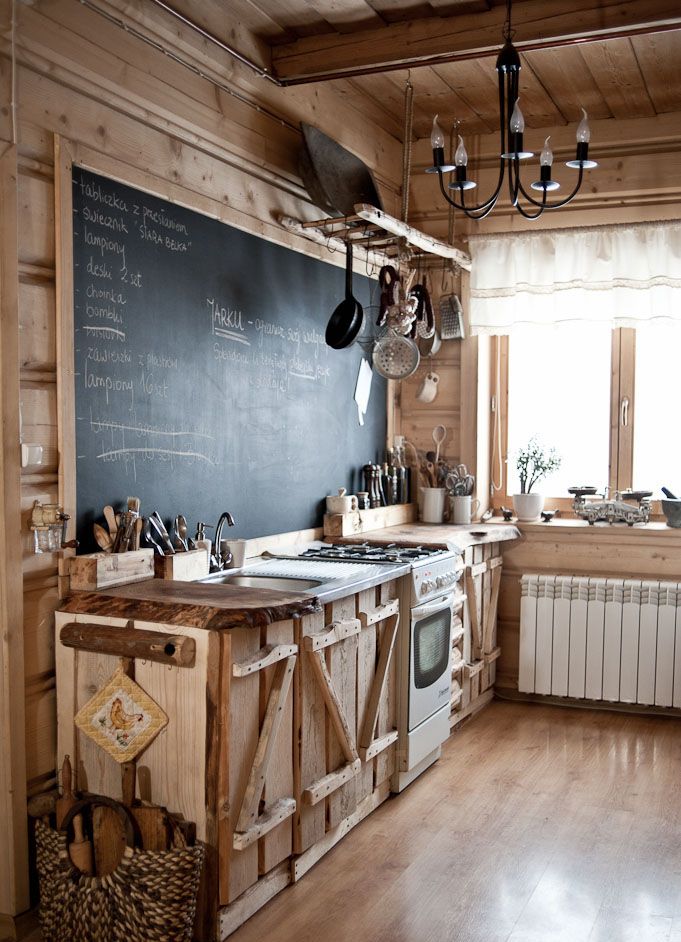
<box><xmin>540</xmin><ymin>136</ymin><xmax>553</xmax><ymax>167</ymax></box>
<box><xmin>454</xmin><ymin>135</ymin><xmax>468</xmax><ymax>167</ymax></box>
<box><xmin>510</xmin><ymin>99</ymin><xmax>525</xmax><ymax>133</ymax></box>
<box><xmin>576</xmin><ymin>107</ymin><xmax>591</xmax><ymax>143</ymax></box>
<box><xmin>430</xmin><ymin>114</ymin><xmax>445</xmax><ymax>149</ymax></box>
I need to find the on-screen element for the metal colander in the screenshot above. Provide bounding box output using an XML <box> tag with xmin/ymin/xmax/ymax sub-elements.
<box><xmin>372</xmin><ymin>330</ymin><xmax>420</xmax><ymax>380</ymax></box>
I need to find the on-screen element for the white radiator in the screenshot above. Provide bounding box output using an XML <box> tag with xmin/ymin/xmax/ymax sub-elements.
<box><xmin>519</xmin><ymin>575</ymin><xmax>681</xmax><ymax>706</ymax></box>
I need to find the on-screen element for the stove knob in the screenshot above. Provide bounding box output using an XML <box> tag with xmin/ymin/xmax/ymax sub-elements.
<box><xmin>436</xmin><ymin>575</ymin><xmax>445</xmax><ymax>588</ymax></box>
<box><xmin>420</xmin><ymin>582</ymin><xmax>429</xmax><ymax>595</ymax></box>
<box><xmin>422</xmin><ymin>579</ymin><xmax>434</xmax><ymax>594</ymax></box>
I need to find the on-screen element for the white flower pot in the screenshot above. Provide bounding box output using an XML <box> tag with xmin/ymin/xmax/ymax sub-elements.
<box><xmin>512</xmin><ymin>493</ymin><xmax>545</xmax><ymax>521</ymax></box>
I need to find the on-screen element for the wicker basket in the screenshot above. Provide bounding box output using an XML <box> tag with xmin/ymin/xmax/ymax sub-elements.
<box><xmin>35</xmin><ymin>797</ymin><xmax>204</xmax><ymax>942</ymax></box>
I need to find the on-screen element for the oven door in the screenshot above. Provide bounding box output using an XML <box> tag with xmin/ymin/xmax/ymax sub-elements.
<box><xmin>408</xmin><ymin>594</ymin><xmax>453</xmax><ymax>731</ymax></box>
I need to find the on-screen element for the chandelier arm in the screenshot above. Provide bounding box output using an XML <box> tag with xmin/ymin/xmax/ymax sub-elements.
<box><xmin>514</xmin><ymin>188</ymin><xmax>548</xmax><ymax>220</ymax></box>
<box><xmin>438</xmin><ymin>162</ymin><xmax>505</xmax><ymax>215</ymax></box>
<box><xmin>517</xmin><ymin>163</ymin><xmax>585</xmax><ymax>209</ymax></box>
<box><xmin>508</xmin><ymin>156</ymin><xmax>521</xmax><ymax>208</ymax></box>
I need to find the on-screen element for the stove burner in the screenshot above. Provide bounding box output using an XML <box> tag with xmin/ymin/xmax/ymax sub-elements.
<box><xmin>299</xmin><ymin>542</ymin><xmax>447</xmax><ymax>564</ymax></box>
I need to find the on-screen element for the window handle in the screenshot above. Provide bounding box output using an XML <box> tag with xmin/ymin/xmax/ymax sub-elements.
<box><xmin>621</xmin><ymin>396</ymin><xmax>630</xmax><ymax>427</ymax></box>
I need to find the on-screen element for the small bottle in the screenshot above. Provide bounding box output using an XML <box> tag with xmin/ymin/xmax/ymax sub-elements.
<box><xmin>195</xmin><ymin>522</ymin><xmax>213</xmax><ymax>566</ymax></box>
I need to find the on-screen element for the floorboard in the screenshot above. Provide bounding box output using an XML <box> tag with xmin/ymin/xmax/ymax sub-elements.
<box><xmin>19</xmin><ymin>700</ymin><xmax>681</xmax><ymax>941</ymax></box>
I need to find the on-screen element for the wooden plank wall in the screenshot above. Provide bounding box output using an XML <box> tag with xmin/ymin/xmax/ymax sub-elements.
<box><xmin>0</xmin><ymin>0</ymin><xmax>31</xmax><ymax>916</ymax></box>
<box><xmin>0</xmin><ymin>0</ymin><xmax>404</xmax><ymax>919</ymax></box>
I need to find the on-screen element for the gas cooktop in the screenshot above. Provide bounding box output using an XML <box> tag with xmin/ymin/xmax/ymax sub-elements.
<box><xmin>298</xmin><ymin>542</ymin><xmax>449</xmax><ymax>564</ymax></box>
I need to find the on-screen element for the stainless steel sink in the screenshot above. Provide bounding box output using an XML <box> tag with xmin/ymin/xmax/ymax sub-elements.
<box><xmin>199</xmin><ymin>572</ymin><xmax>323</xmax><ymax>592</ymax></box>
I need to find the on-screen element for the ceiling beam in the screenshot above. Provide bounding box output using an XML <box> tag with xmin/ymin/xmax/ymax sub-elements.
<box><xmin>271</xmin><ymin>0</ymin><xmax>681</xmax><ymax>83</ymax></box>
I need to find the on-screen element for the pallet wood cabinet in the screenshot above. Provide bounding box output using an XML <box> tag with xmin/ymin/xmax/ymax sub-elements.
<box><xmin>55</xmin><ymin>578</ymin><xmax>401</xmax><ymax>940</ymax></box>
<box><xmin>451</xmin><ymin>541</ymin><xmax>503</xmax><ymax>728</ymax></box>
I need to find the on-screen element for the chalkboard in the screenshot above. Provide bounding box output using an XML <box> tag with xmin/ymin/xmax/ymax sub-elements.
<box><xmin>72</xmin><ymin>166</ymin><xmax>386</xmax><ymax>550</ymax></box>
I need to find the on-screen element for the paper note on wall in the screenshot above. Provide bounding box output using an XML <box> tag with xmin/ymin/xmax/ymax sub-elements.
<box><xmin>354</xmin><ymin>358</ymin><xmax>373</xmax><ymax>426</ymax></box>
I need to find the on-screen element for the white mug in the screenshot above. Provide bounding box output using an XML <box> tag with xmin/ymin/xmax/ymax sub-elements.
<box><xmin>421</xmin><ymin>487</ymin><xmax>446</xmax><ymax>523</ymax></box>
<box><xmin>326</xmin><ymin>488</ymin><xmax>358</xmax><ymax>515</ymax></box>
<box><xmin>451</xmin><ymin>495</ymin><xmax>481</xmax><ymax>525</ymax></box>
<box><xmin>415</xmin><ymin>371</ymin><xmax>440</xmax><ymax>403</ymax></box>
<box><xmin>222</xmin><ymin>539</ymin><xmax>247</xmax><ymax>569</ymax></box>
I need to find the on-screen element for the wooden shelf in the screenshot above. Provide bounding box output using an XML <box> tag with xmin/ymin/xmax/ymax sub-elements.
<box><xmin>279</xmin><ymin>203</ymin><xmax>471</xmax><ymax>271</ymax></box>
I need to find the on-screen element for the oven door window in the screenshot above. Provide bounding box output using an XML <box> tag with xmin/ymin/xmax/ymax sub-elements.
<box><xmin>414</xmin><ymin>609</ymin><xmax>451</xmax><ymax>689</ymax></box>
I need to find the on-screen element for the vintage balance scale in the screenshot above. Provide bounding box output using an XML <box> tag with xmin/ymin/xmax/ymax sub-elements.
<box><xmin>568</xmin><ymin>487</ymin><xmax>652</xmax><ymax>526</ymax></box>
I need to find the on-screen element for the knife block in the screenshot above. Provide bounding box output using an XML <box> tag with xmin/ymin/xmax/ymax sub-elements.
<box><xmin>69</xmin><ymin>549</ymin><xmax>155</xmax><ymax>591</ymax></box>
<box><xmin>154</xmin><ymin>548</ymin><xmax>209</xmax><ymax>581</ymax></box>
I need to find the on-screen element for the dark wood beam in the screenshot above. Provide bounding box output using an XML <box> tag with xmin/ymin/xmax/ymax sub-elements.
<box><xmin>271</xmin><ymin>0</ymin><xmax>681</xmax><ymax>83</ymax></box>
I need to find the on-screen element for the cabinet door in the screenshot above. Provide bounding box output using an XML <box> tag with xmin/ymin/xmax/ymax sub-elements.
<box><xmin>294</xmin><ymin>583</ymin><xmax>400</xmax><ymax>854</ymax></box>
<box><xmin>460</xmin><ymin>543</ymin><xmax>503</xmax><ymax>703</ymax></box>
<box><xmin>220</xmin><ymin>620</ymin><xmax>297</xmax><ymax>905</ymax></box>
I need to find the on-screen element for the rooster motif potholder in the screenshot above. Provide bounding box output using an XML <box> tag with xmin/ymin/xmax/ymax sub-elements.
<box><xmin>74</xmin><ymin>666</ymin><xmax>168</xmax><ymax>763</ymax></box>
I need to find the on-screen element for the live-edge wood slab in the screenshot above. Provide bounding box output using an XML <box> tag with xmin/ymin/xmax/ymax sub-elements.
<box><xmin>59</xmin><ymin>578</ymin><xmax>321</xmax><ymax>631</ymax></box>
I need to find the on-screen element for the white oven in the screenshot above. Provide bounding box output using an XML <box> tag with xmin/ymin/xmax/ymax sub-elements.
<box><xmin>259</xmin><ymin>539</ymin><xmax>465</xmax><ymax>794</ymax></box>
<box><xmin>392</xmin><ymin>553</ymin><xmax>465</xmax><ymax>792</ymax></box>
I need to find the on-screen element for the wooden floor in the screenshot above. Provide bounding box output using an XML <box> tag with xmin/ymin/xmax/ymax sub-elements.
<box><xmin>19</xmin><ymin>700</ymin><xmax>681</xmax><ymax>941</ymax></box>
<box><xmin>231</xmin><ymin>700</ymin><xmax>681</xmax><ymax>942</ymax></box>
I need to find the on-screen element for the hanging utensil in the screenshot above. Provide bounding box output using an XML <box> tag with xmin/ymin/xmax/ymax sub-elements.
<box><xmin>326</xmin><ymin>241</ymin><xmax>364</xmax><ymax>350</ymax></box>
<box><xmin>432</xmin><ymin>424</ymin><xmax>447</xmax><ymax>464</ymax></box>
<box><xmin>372</xmin><ymin>329</ymin><xmax>420</xmax><ymax>380</ymax></box>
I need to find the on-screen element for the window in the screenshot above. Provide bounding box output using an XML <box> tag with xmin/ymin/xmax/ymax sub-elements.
<box><xmin>495</xmin><ymin>322</ymin><xmax>681</xmax><ymax>509</ymax></box>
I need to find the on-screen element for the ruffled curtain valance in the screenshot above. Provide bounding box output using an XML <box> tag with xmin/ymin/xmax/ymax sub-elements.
<box><xmin>468</xmin><ymin>220</ymin><xmax>681</xmax><ymax>335</ymax></box>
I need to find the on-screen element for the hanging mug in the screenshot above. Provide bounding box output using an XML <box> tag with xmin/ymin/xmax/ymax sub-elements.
<box><xmin>415</xmin><ymin>371</ymin><xmax>439</xmax><ymax>404</ymax></box>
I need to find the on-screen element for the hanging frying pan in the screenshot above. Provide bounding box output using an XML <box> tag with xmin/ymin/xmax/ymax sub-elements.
<box><xmin>326</xmin><ymin>242</ymin><xmax>364</xmax><ymax>349</ymax></box>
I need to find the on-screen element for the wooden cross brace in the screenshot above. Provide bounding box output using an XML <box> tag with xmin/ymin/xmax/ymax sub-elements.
<box><xmin>233</xmin><ymin>654</ymin><xmax>297</xmax><ymax>849</ymax></box>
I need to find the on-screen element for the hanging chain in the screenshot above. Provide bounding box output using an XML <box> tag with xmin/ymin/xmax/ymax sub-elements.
<box><xmin>503</xmin><ymin>0</ymin><xmax>514</xmax><ymax>41</ymax></box>
<box><xmin>400</xmin><ymin>73</ymin><xmax>414</xmax><ymax>224</ymax></box>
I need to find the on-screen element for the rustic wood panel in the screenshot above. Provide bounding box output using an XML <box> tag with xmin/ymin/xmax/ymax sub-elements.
<box><xmin>355</xmin><ymin>586</ymin><xmax>378</xmax><ymax>801</ymax></box>
<box><xmin>375</xmin><ymin>579</ymin><xmax>397</xmax><ymax>786</ymax></box>
<box><xmin>294</xmin><ymin>609</ymin><xmax>326</xmax><ymax>854</ymax></box>
<box><xmin>23</xmin><ymin>580</ymin><xmax>58</xmax><ymax>681</ymax></box>
<box><xmin>17</xmin><ymin>171</ymin><xmax>54</xmax><ymax>267</ymax></box>
<box><xmin>631</xmin><ymin>32</ymin><xmax>681</xmax><ymax>114</ymax></box>
<box><xmin>19</xmin><ymin>281</ymin><xmax>56</xmax><ymax>371</ymax></box>
<box><xmin>325</xmin><ymin>594</ymin><xmax>359</xmax><ymax>829</ymax></box>
<box><xmin>24</xmin><ymin>682</ymin><xmax>56</xmax><ymax>784</ymax></box>
<box><xmin>258</xmin><ymin>620</ymin><xmax>295</xmax><ymax>876</ymax></box>
<box><xmin>226</xmin><ymin>627</ymin><xmax>260</xmax><ymax>903</ymax></box>
<box><xmin>0</xmin><ymin>139</ymin><xmax>30</xmax><ymax>916</ymax></box>
<box><xmin>19</xmin><ymin>383</ymin><xmax>57</xmax><ymax>471</ymax></box>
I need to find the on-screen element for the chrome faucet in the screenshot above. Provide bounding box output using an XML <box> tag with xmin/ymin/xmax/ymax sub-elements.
<box><xmin>211</xmin><ymin>511</ymin><xmax>236</xmax><ymax>572</ymax></box>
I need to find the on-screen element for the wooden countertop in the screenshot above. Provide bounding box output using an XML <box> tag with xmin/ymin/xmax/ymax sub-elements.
<box><xmin>340</xmin><ymin>522</ymin><xmax>521</xmax><ymax>550</ymax></box>
<box><xmin>60</xmin><ymin>578</ymin><xmax>321</xmax><ymax>631</ymax></box>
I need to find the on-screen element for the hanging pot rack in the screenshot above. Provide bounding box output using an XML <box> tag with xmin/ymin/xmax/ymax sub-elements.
<box><xmin>278</xmin><ymin>203</ymin><xmax>471</xmax><ymax>272</ymax></box>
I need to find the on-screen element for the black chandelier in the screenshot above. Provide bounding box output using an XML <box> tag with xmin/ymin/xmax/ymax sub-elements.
<box><xmin>426</xmin><ymin>0</ymin><xmax>597</xmax><ymax>220</ymax></box>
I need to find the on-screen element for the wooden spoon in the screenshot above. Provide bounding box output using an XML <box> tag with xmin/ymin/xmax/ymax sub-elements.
<box><xmin>93</xmin><ymin>523</ymin><xmax>113</xmax><ymax>552</ymax></box>
<box><xmin>433</xmin><ymin>424</ymin><xmax>447</xmax><ymax>465</ymax></box>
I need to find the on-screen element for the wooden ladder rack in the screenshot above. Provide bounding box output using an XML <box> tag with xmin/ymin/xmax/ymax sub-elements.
<box><xmin>279</xmin><ymin>202</ymin><xmax>471</xmax><ymax>271</ymax></box>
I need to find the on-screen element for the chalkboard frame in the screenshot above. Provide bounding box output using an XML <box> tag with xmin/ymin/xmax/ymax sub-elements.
<box><xmin>55</xmin><ymin>137</ymin><xmax>390</xmax><ymax>554</ymax></box>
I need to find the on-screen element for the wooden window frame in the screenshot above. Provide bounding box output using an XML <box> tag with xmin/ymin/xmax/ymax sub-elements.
<box><xmin>491</xmin><ymin>327</ymin><xmax>662</xmax><ymax>518</ymax></box>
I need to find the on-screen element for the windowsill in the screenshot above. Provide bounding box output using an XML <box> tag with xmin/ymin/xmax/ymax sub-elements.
<box><xmin>488</xmin><ymin>516</ymin><xmax>681</xmax><ymax>542</ymax></box>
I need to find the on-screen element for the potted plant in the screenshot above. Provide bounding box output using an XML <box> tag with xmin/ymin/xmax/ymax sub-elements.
<box><xmin>512</xmin><ymin>437</ymin><xmax>562</xmax><ymax>521</ymax></box>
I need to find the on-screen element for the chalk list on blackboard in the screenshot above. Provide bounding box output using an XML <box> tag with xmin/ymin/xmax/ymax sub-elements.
<box><xmin>72</xmin><ymin>167</ymin><xmax>384</xmax><ymax>547</ymax></box>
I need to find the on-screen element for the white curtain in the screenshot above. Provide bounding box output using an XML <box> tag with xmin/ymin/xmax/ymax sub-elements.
<box><xmin>468</xmin><ymin>220</ymin><xmax>681</xmax><ymax>335</ymax></box>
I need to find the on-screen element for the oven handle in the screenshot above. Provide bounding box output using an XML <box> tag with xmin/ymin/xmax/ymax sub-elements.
<box><xmin>411</xmin><ymin>593</ymin><xmax>461</xmax><ymax>619</ymax></box>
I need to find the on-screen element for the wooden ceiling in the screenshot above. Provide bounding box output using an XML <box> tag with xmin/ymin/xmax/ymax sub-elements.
<box><xmin>220</xmin><ymin>0</ymin><xmax>681</xmax><ymax>140</ymax></box>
